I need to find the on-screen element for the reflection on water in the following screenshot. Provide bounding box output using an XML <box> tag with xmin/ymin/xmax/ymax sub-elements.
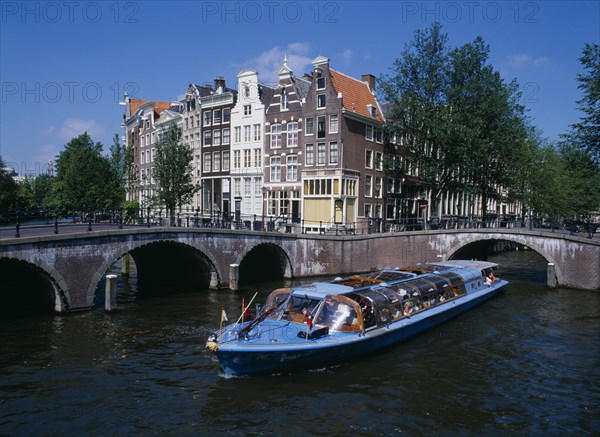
<box><xmin>1</xmin><ymin>250</ymin><xmax>599</xmax><ymax>435</ymax></box>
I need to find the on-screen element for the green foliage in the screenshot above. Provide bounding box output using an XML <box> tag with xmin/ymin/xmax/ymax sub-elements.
<box><xmin>50</xmin><ymin>132</ymin><xmax>124</xmax><ymax>209</ymax></box>
<box><xmin>152</xmin><ymin>122</ymin><xmax>199</xmax><ymax>215</ymax></box>
<box><xmin>380</xmin><ymin>24</ymin><xmax>528</xmax><ymax>218</ymax></box>
<box><xmin>0</xmin><ymin>156</ymin><xmax>18</xmax><ymax>208</ymax></box>
<box><xmin>563</xmin><ymin>43</ymin><xmax>599</xmax><ymax>165</ymax></box>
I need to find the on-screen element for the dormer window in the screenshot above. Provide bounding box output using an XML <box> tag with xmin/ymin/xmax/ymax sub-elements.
<box><xmin>368</xmin><ymin>104</ymin><xmax>377</xmax><ymax>117</ymax></box>
<box><xmin>317</xmin><ymin>77</ymin><xmax>326</xmax><ymax>90</ymax></box>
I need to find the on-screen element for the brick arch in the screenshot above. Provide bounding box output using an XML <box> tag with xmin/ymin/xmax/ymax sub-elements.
<box><xmin>445</xmin><ymin>233</ymin><xmax>563</xmax><ymax>285</ymax></box>
<box><xmin>0</xmin><ymin>255</ymin><xmax>69</xmax><ymax>312</ymax></box>
<box><xmin>236</xmin><ymin>242</ymin><xmax>294</xmax><ymax>283</ymax></box>
<box><xmin>85</xmin><ymin>238</ymin><xmax>223</xmax><ymax>307</ymax></box>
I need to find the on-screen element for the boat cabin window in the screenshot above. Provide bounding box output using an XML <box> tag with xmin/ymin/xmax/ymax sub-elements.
<box><xmin>280</xmin><ymin>295</ymin><xmax>322</xmax><ymax>323</ymax></box>
<box><xmin>314</xmin><ymin>296</ymin><xmax>363</xmax><ymax>333</ymax></box>
<box><xmin>264</xmin><ymin>288</ymin><xmax>291</xmax><ymax>319</ymax></box>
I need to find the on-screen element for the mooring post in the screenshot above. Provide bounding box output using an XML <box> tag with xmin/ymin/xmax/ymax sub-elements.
<box><xmin>105</xmin><ymin>274</ymin><xmax>118</xmax><ymax>312</ymax></box>
<box><xmin>120</xmin><ymin>254</ymin><xmax>130</xmax><ymax>276</ymax></box>
<box><xmin>209</xmin><ymin>271</ymin><xmax>219</xmax><ymax>290</ymax></box>
<box><xmin>229</xmin><ymin>264</ymin><xmax>239</xmax><ymax>291</ymax></box>
<box><xmin>547</xmin><ymin>263</ymin><xmax>557</xmax><ymax>288</ymax></box>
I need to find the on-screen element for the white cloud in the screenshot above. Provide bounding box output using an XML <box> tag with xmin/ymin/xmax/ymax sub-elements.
<box><xmin>57</xmin><ymin>118</ymin><xmax>105</xmax><ymax>141</ymax></box>
<box><xmin>508</xmin><ymin>54</ymin><xmax>550</xmax><ymax>68</ymax></box>
<box><xmin>240</xmin><ymin>42</ymin><xmax>313</xmax><ymax>85</ymax></box>
<box><xmin>337</xmin><ymin>49</ymin><xmax>353</xmax><ymax>65</ymax></box>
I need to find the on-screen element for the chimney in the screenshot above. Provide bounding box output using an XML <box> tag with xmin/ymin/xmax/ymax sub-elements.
<box><xmin>362</xmin><ymin>74</ymin><xmax>376</xmax><ymax>92</ymax></box>
<box><xmin>214</xmin><ymin>76</ymin><xmax>226</xmax><ymax>92</ymax></box>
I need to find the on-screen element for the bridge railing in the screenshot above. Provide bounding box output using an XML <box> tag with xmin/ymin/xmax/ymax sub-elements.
<box><xmin>0</xmin><ymin>207</ymin><xmax>598</xmax><ymax>240</ymax></box>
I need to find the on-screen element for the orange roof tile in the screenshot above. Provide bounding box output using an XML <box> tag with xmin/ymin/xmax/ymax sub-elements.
<box><xmin>329</xmin><ymin>69</ymin><xmax>384</xmax><ymax>122</ymax></box>
<box><xmin>128</xmin><ymin>99</ymin><xmax>172</xmax><ymax>117</ymax></box>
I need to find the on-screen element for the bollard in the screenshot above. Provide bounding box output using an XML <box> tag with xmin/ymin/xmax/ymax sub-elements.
<box><xmin>229</xmin><ymin>264</ymin><xmax>239</xmax><ymax>291</ymax></box>
<box><xmin>209</xmin><ymin>271</ymin><xmax>219</xmax><ymax>290</ymax></box>
<box><xmin>120</xmin><ymin>254</ymin><xmax>131</xmax><ymax>276</ymax></box>
<box><xmin>547</xmin><ymin>263</ymin><xmax>557</xmax><ymax>288</ymax></box>
<box><xmin>105</xmin><ymin>274</ymin><xmax>118</xmax><ymax>312</ymax></box>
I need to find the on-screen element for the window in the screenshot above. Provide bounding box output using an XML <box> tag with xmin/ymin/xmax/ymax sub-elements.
<box><xmin>287</xmin><ymin>155</ymin><xmax>298</xmax><ymax>181</ymax></box>
<box><xmin>271</xmin><ymin>124</ymin><xmax>282</xmax><ymax>148</ymax></box>
<box><xmin>244</xmin><ymin>150</ymin><xmax>251</xmax><ymax>168</ymax></box>
<box><xmin>317</xmin><ymin>94</ymin><xmax>326</xmax><ymax>108</ymax></box>
<box><xmin>204</xmin><ymin>130</ymin><xmax>212</xmax><ymax>146</ymax></box>
<box><xmin>234</xmin><ymin>126</ymin><xmax>241</xmax><ymax>143</ymax></box>
<box><xmin>329</xmin><ymin>115</ymin><xmax>338</xmax><ymax>133</ymax></box>
<box><xmin>317</xmin><ymin>143</ymin><xmax>326</xmax><ymax>165</ymax></box>
<box><xmin>151</xmin><ymin>132</ymin><xmax>155</xmax><ymax>144</ymax></box>
<box><xmin>365</xmin><ymin>175</ymin><xmax>373</xmax><ymax>197</ymax></box>
<box><xmin>222</xmin><ymin>128</ymin><xmax>230</xmax><ymax>145</ymax></box>
<box><xmin>287</xmin><ymin>122</ymin><xmax>298</xmax><ymax>147</ymax></box>
<box><xmin>213</xmin><ymin>129</ymin><xmax>221</xmax><ymax>146</ymax></box>
<box><xmin>234</xmin><ymin>178</ymin><xmax>241</xmax><ymax>197</ymax></box>
<box><xmin>317</xmin><ymin>116</ymin><xmax>326</xmax><ymax>138</ymax></box>
<box><xmin>244</xmin><ymin>86</ymin><xmax>250</xmax><ymax>98</ymax></box>
<box><xmin>244</xmin><ymin>178</ymin><xmax>251</xmax><ymax>197</ymax></box>
<box><xmin>244</xmin><ymin>125</ymin><xmax>251</xmax><ymax>142</ymax></box>
<box><xmin>365</xmin><ymin>125</ymin><xmax>373</xmax><ymax>141</ymax></box>
<box><xmin>268</xmin><ymin>191</ymin><xmax>276</xmax><ymax>215</ymax></box>
<box><xmin>233</xmin><ymin>150</ymin><xmax>241</xmax><ymax>169</ymax></box>
<box><xmin>317</xmin><ymin>77</ymin><xmax>326</xmax><ymax>89</ymax></box>
<box><xmin>375</xmin><ymin>177</ymin><xmax>382</xmax><ymax>198</ymax></box>
<box><xmin>244</xmin><ymin>105</ymin><xmax>251</xmax><ymax>116</ymax></box>
<box><xmin>204</xmin><ymin>111</ymin><xmax>211</xmax><ymax>126</ymax></box>
<box><xmin>213</xmin><ymin>151</ymin><xmax>221</xmax><ymax>172</ymax></box>
<box><xmin>270</xmin><ymin>157</ymin><xmax>281</xmax><ymax>182</ymax></box>
<box><xmin>254</xmin><ymin>177</ymin><xmax>262</xmax><ymax>196</ymax></box>
<box><xmin>365</xmin><ymin>204</ymin><xmax>372</xmax><ymax>218</ymax></box>
<box><xmin>223</xmin><ymin>108</ymin><xmax>230</xmax><ymax>123</ymax></box>
<box><xmin>279</xmin><ymin>191</ymin><xmax>289</xmax><ymax>215</ymax></box>
<box><xmin>306</xmin><ymin>144</ymin><xmax>314</xmax><ymax>165</ymax></box>
<box><xmin>305</xmin><ymin>117</ymin><xmax>314</xmax><ymax>135</ymax></box>
<box><xmin>222</xmin><ymin>151</ymin><xmax>230</xmax><ymax>171</ymax></box>
<box><xmin>281</xmin><ymin>90</ymin><xmax>289</xmax><ymax>110</ymax></box>
<box><xmin>375</xmin><ymin>127</ymin><xmax>383</xmax><ymax>143</ymax></box>
<box><xmin>203</xmin><ymin>152</ymin><xmax>211</xmax><ymax>173</ymax></box>
<box><xmin>329</xmin><ymin>142</ymin><xmax>338</xmax><ymax>164</ymax></box>
<box><xmin>375</xmin><ymin>152</ymin><xmax>383</xmax><ymax>171</ymax></box>
<box><xmin>213</xmin><ymin>109</ymin><xmax>221</xmax><ymax>124</ymax></box>
<box><xmin>253</xmin><ymin>124</ymin><xmax>261</xmax><ymax>142</ymax></box>
<box><xmin>365</xmin><ymin>150</ymin><xmax>373</xmax><ymax>169</ymax></box>
<box><xmin>253</xmin><ymin>148</ymin><xmax>261</xmax><ymax>167</ymax></box>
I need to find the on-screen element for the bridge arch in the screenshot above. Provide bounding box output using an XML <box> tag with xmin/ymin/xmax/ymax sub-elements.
<box><xmin>88</xmin><ymin>239</ymin><xmax>222</xmax><ymax>304</ymax></box>
<box><xmin>0</xmin><ymin>257</ymin><xmax>68</xmax><ymax>315</ymax></box>
<box><xmin>237</xmin><ymin>242</ymin><xmax>293</xmax><ymax>285</ymax></box>
<box><xmin>445</xmin><ymin>234</ymin><xmax>563</xmax><ymax>285</ymax></box>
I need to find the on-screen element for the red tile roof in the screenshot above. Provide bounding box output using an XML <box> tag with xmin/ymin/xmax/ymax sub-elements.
<box><xmin>129</xmin><ymin>99</ymin><xmax>172</xmax><ymax>118</ymax></box>
<box><xmin>329</xmin><ymin>69</ymin><xmax>384</xmax><ymax>122</ymax></box>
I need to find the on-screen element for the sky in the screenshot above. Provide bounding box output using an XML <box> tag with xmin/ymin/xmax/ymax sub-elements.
<box><xmin>1</xmin><ymin>0</ymin><xmax>598</xmax><ymax>176</ymax></box>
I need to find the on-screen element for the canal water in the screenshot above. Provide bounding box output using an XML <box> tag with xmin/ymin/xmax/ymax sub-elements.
<box><xmin>1</xmin><ymin>250</ymin><xmax>598</xmax><ymax>435</ymax></box>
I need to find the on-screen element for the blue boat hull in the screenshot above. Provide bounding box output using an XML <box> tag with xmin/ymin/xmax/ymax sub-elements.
<box><xmin>216</xmin><ymin>281</ymin><xmax>506</xmax><ymax>375</ymax></box>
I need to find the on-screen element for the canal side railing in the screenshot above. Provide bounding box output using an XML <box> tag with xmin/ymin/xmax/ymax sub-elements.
<box><xmin>0</xmin><ymin>207</ymin><xmax>598</xmax><ymax>240</ymax></box>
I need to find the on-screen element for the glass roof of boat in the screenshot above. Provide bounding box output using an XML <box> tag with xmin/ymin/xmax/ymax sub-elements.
<box><xmin>290</xmin><ymin>282</ymin><xmax>353</xmax><ymax>299</ymax></box>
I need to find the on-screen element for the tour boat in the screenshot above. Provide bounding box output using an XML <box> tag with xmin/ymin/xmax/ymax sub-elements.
<box><xmin>206</xmin><ymin>260</ymin><xmax>508</xmax><ymax>376</ymax></box>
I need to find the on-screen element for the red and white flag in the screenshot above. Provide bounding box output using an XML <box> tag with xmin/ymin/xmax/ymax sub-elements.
<box><xmin>221</xmin><ymin>309</ymin><xmax>228</xmax><ymax>322</ymax></box>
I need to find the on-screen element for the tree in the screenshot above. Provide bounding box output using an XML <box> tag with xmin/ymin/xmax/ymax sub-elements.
<box><xmin>0</xmin><ymin>155</ymin><xmax>18</xmax><ymax>209</ymax></box>
<box><xmin>563</xmin><ymin>43</ymin><xmax>600</xmax><ymax>164</ymax></box>
<box><xmin>379</xmin><ymin>23</ymin><xmax>452</xmax><ymax>215</ymax></box>
<box><xmin>152</xmin><ymin>122</ymin><xmax>199</xmax><ymax>219</ymax></box>
<box><xmin>50</xmin><ymin>132</ymin><xmax>123</xmax><ymax>210</ymax></box>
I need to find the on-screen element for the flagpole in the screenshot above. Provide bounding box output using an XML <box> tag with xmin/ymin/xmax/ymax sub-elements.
<box><xmin>241</xmin><ymin>297</ymin><xmax>245</xmax><ymax>323</ymax></box>
<box><xmin>219</xmin><ymin>307</ymin><xmax>224</xmax><ymax>340</ymax></box>
<box><xmin>234</xmin><ymin>292</ymin><xmax>258</xmax><ymax>325</ymax></box>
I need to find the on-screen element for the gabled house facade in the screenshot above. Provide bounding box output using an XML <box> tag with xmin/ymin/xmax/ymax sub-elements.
<box><xmin>300</xmin><ymin>56</ymin><xmax>387</xmax><ymax>232</ymax></box>
<box><xmin>230</xmin><ymin>69</ymin><xmax>274</xmax><ymax>223</ymax></box>
<box><xmin>123</xmin><ymin>97</ymin><xmax>173</xmax><ymax>211</ymax></box>
<box><xmin>199</xmin><ymin>77</ymin><xmax>236</xmax><ymax>218</ymax></box>
<box><xmin>264</xmin><ymin>57</ymin><xmax>311</xmax><ymax>227</ymax></box>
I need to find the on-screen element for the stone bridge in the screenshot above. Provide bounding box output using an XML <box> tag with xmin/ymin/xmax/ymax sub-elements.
<box><xmin>0</xmin><ymin>228</ymin><xmax>598</xmax><ymax>313</ymax></box>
